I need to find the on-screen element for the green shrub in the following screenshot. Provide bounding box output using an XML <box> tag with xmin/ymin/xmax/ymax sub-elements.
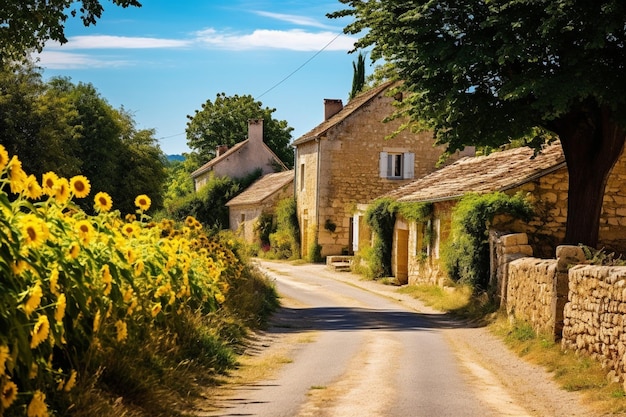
<box><xmin>442</xmin><ymin>192</ymin><xmax>534</xmax><ymax>289</ymax></box>
<box><xmin>365</xmin><ymin>198</ymin><xmax>396</xmax><ymax>278</ymax></box>
<box><xmin>308</xmin><ymin>239</ymin><xmax>323</xmax><ymax>263</ymax></box>
<box><xmin>267</xmin><ymin>198</ymin><xmax>300</xmax><ymax>259</ymax></box>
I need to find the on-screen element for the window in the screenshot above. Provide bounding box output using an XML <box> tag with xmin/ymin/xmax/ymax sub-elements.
<box><xmin>379</xmin><ymin>152</ymin><xmax>415</xmax><ymax>179</ymax></box>
<box><xmin>300</xmin><ymin>163</ymin><xmax>305</xmax><ymax>191</ymax></box>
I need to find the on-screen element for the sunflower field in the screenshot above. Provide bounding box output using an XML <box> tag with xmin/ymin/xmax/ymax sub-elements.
<box><xmin>0</xmin><ymin>145</ymin><xmax>272</xmax><ymax>416</ymax></box>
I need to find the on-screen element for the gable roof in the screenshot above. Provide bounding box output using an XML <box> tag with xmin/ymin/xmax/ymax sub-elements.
<box><xmin>384</xmin><ymin>142</ymin><xmax>566</xmax><ymax>203</ymax></box>
<box><xmin>291</xmin><ymin>80</ymin><xmax>398</xmax><ymax>147</ymax></box>
<box><xmin>226</xmin><ymin>170</ymin><xmax>294</xmax><ymax>207</ymax></box>
<box><xmin>191</xmin><ymin>139</ymin><xmax>288</xmax><ymax>179</ymax></box>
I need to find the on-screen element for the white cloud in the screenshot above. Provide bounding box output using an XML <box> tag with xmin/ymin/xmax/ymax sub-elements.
<box><xmin>253</xmin><ymin>11</ymin><xmax>335</xmax><ymax>30</ymax></box>
<box><xmin>51</xmin><ymin>35</ymin><xmax>191</xmax><ymax>50</ymax></box>
<box><xmin>193</xmin><ymin>28</ymin><xmax>355</xmax><ymax>51</ymax></box>
<box><xmin>34</xmin><ymin>51</ymin><xmax>131</xmax><ymax>69</ymax></box>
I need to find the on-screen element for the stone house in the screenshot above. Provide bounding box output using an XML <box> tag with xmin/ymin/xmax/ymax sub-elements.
<box><xmin>191</xmin><ymin>119</ymin><xmax>288</xmax><ymax>191</ymax></box>
<box><xmin>291</xmin><ymin>81</ymin><xmax>474</xmax><ymax>258</ymax></box>
<box><xmin>225</xmin><ymin>170</ymin><xmax>294</xmax><ymax>244</ymax></box>
<box><xmin>382</xmin><ymin>141</ymin><xmax>626</xmax><ymax>285</ymax></box>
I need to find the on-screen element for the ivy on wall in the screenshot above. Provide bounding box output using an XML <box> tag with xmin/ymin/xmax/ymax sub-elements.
<box><xmin>442</xmin><ymin>192</ymin><xmax>534</xmax><ymax>290</ymax></box>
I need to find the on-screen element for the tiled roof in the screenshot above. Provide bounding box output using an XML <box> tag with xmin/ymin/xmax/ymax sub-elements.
<box><xmin>291</xmin><ymin>80</ymin><xmax>399</xmax><ymax>147</ymax></box>
<box><xmin>226</xmin><ymin>170</ymin><xmax>294</xmax><ymax>206</ymax></box>
<box><xmin>191</xmin><ymin>140</ymin><xmax>249</xmax><ymax>178</ymax></box>
<box><xmin>384</xmin><ymin>142</ymin><xmax>566</xmax><ymax>203</ymax></box>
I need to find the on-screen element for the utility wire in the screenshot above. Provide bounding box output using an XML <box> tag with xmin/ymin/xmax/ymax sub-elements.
<box><xmin>157</xmin><ymin>31</ymin><xmax>345</xmax><ymax>144</ymax></box>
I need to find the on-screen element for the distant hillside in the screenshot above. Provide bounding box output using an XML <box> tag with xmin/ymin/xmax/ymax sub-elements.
<box><xmin>167</xmin><ymin>154</ymin><xmax>185</xmax><ymax>162</ymax></box>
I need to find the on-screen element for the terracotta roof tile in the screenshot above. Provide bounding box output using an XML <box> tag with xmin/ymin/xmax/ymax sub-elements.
<box><xmin>226</xmin><ymin>170</ymin><xmax>294</xmax><ymax>206</ymax></box>
<box><xmin>384</xmin><ymin>142</ymin><xmax>566</xmax><ymax>203</ymax></box>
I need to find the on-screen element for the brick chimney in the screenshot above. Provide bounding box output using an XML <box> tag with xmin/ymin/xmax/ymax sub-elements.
<box><xmin>216</xmin><ymin>144</ymin><xmax>229</xmax><ymax>156</ymax></box>
<box><xmin>248</xmin><ymin>118</ymin><xmax>263</xmax><ymax>143</ymax></box>
<box><xmin>324</xmin><ymin>99</ymin><xmax>343</xmax><ymax>120</ymax></box>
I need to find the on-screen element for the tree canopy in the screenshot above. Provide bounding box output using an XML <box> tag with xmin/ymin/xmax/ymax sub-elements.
<box><xmin>1</xmin><ymin>0</ymin><xmax>141</xmax><ymax>62</ymax></box>
<box><xmin>186</xmin><ymin>93</ymin><xmax>294</xmax><ymax>168</ymax></box>
<box><xmin>332</xmin><ymin>0</ymin><xmax>626</xmax><ymax>248</ymax></box>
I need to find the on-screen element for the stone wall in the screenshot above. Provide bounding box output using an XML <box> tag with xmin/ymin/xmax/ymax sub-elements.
<box><xmin>562</xmin><ymin>265</ymin><xmax>626</xmax><ymax>385</ymax></box>
<box><xmin>504</xmin><ymin>244</ymin><xmax>583</xmax><ymax>340</ymax></box>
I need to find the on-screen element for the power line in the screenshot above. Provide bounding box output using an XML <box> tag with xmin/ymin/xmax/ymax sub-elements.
<box><xmin>157</xmin><ymin>31</ymin><xmax>345</xmax><ymax>144</ymax></box>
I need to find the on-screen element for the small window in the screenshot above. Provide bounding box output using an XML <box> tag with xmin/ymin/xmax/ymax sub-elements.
<box><xmin>300</xmin><ymin>163</ymin><xmax>305</xmax><ymax>191</ymax></box>
<box><xmin>379</xmin><ymin>152</ymin><xmax>415</xmax><ymax>179</ymax></box>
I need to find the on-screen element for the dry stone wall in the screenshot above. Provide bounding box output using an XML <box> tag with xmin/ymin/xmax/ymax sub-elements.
<box><xmin>562</xmin><ymin>265</ymin><xmax>626</xmax><ymax>386</ymax></box>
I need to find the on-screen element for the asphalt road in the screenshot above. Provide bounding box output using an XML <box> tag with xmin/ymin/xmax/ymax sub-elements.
<box><xmin>202</xmin><ymin>259</ymin><xmax>594</xmax><ymax>417</ymax></box>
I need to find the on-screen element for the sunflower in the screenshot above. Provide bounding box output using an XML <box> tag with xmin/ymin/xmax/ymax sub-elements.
<box><xmin>0</xmin><ymin>346</ymin><xmax>9</xmax><ymax>376</ymax></box>
<box><xmin>0</xmin><ymin>145</ymin><xmax>9</xmax><ymax>172</ymax></box>
<box><xmin>68</xmin><ymin>243</ymin><xmax>80</xmax><ymax>259</ymax></box>
<box><xmin>134</xmin><ymin>194</ymin><xmax>151</xmax><ymax>211</ymax></box>
<box><xmin>24</xmin><ymin>282</ymin><xmax>43</xmax><ymax>317</ymax></box>
<box><xmin>24</xmin><ymin>175</ymin><xmax>43</xmax><ymax>200</ymax></box>
<box><xmin>93</xmin><ymin>310</ymin><xmax>101</xmax><ymax>333</ymax></box>
<box><xmin>75</xmin><ymin>220</ymin><xmax>94</xmax><ymax>245</ymax></box>
<box><xmin>151</xmin><ymin>303</ymin><xmax>162</xmax><ymax>317</ymax></box>
<box><xmin>30</xmin><ymin>315</ymin><xmax>50</xmax><ymax>349</ymax></box>
<box><xmin>69</xmin><ymin>175</ymin><xmax>91</xmax><ymax>198</ymax></box>
<box><xmin>122</xmin><ymin>223</ymin><xmax>138</xmax><ymax>238</ymax></box>
<box><xmin>41</xmin><ymin>172</ymin><xmax>58</xmax><ymax>196</ymax></box>
<box><xmin>8</xmin><ymin>156</ymin><xmax>27</xmax><ymax>194</ymax></box>
<box><xmin>54</xmin><ymin>177</ymin><xmax>70</xmax><ymax>204</ymax></box>
<box><xmin>1</xmin><ymin>379</ymin><xmax>18</xmax><ymax>409</ymax></box>
<box><xmin>55</xmin><ymin>293</ymin><xmax>66</xmax><ymax>323</ymax></box>
<box><xmin>115</xmin><ymin>320</ymin><xmax>128</xmax><ymax>342</ymax></box>
<box><xmin>93</xmin><ymin>191</ymin><xmax>113</xmax><ymax>213</ymax></box>
<box><xmin>49</xmin><ymin>267</ymin><xmax>59</xmax><ymax>296</ymax></box>
<box><xmin>26</xmin><ymin>390</ymin><xmax>48</xmax><ymax>417</ymax></box>
<box><xmin>20</xmin><ymin>215</ymin><xmax>50</xmax><ymax>248</ymax></box>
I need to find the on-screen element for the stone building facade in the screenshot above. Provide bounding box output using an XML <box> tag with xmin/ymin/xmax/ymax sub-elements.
<box><xmin>292</xmin><ymin>81</ymin><xmax>473</xmax><ymax>258</ymax></box>
<box><xmin>385</xmin><ymin>141</ymin><xmax>626</xmax><ymax>285</ymax></box>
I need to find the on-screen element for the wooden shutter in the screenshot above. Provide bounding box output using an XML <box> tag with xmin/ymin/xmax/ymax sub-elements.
<box><xmin>403</xmin><ymin>152</ymin><xmax>415</xmax><ymax>179</ymax></box>
<box><xmin>379</xmin><ymin>152</ymin><xmax>388</xmax><ymax>178</ymax></box>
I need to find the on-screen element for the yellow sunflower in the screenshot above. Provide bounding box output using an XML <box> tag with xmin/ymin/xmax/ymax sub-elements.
<box><xmin>20</xmin><ymin>215</ymin><xmax>50</xmax><ymax>248</ymax></box>
<box><xmin>69</xmin><ymin>175</ymin><xmax>91</xmax><ymax>198</ymax></box>
<box><xmin>0</xmin><ymin>145</ymin><xmax>9</xmax><ymax>172</ymax></box>
<box><xmin>8</xmin><ymin>156</ymin><xmax>27</xmax><ymax>194</ymax></box>
<box><xmin>93</xmin><ymin>191</ymin><xmax>113</xmax><ymax>213</ymax></box>
<box><xmin>134</xmin><ymin>194</ymin><xmax>151</xmax><ymax>211</ymax></box>
<box><xmin>41</xmin><ymin>172</ymin><xmax>58</xmax><ymax>196</ymax></box>
<box><xmin>122</xmin><ymin>222</ymin><xmax>138</xmax><ymax>238</ymax></box>
<box><xmin>74</xmin><ymin>220</ymin><xmax>94</xmax><ymax>245</ymax></box>
<box><xmin>55</xmin><ymin>293</ymin><xmax>66</xmax><ymax>323</ymax></box>
<box><xmin>23</xmin><ymin>174</ymin><xmax>42</xmax><ymax>200</ymax></box>
<box><xmin>30</xmin><ymin>315</ymin><xmax>50</xmax><ymax>349</ymax></box>
<box><xmin>68</xmin><ymin>243</ymin><xmax>80</xmax><ymax>259</ymax></box>
<box><xmin>115</xmin><ymin>320</ymin><xmax>128</xmax><ymax>342</ymax></box>
<box><xmin>26</xmin><ymin>390</ymin><xmax>48</xmax><ymax>417</ymax></box>
<box><xmin>0</xmin><ymin>346</ymin><xmax>9</xmax><ymax>376</ymax></box>
<box><xmin>23</xmin><ymin>282</ymin><xmax>43</xmax><ymax>317</ymax></box>
<box><xmin>151</xmin><ymin>303</ymin><xmax>162</xmax><ymax>317</ymax></box>
<box><xmin>1</xmin><ymin>379</ymin><xmax>18</xmax><ymax>409</ymax></box>
<box><xmin>54</xmin><ymin>177</ymin><xmax>70</xmax><ymax>204</ymax></box>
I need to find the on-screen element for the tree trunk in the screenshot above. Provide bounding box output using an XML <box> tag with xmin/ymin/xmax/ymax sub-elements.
<box><xmin>548</xmin><ymin>102</ymin><xmax>626</xmax><ymax>248</ymax></box>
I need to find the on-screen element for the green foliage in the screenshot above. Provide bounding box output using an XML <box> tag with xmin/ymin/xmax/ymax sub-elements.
<box><xmin>579</xmin><ymin>245</ymin><xmax>626</xmax><ymax>266</ymax></box>
<box><xmin>393</xmin><ymin>201</ymin><xmax>433</xmax><ymax>222</ymax></box>
<box><xmin>349</xmin><ymin>52</ymin><xmax>366</xmax><ymax>100</ymax></box>
<box><xmin>186</xmin><ymin>93</ymin><xmax>294</xmax><ymax>168</ymax></box>
<box><xmin>266</xmin><ymin>198</ymin><xmax>300</xmax><ymax>259</ymax></box>
<box><xmin>1</xmin><ymin>0</ymin><xmax>141</xmax><ymax>63</ymax></box>
<box><xmin>308</xmin><ymin>240</ymin><xmax>323</xmax><ymax>263</ymax></box>
<box><xmin>442</xmin><ymin>192</ymin><xmax>534</xmax><ymax>289</ymax></box>
<box><xmin>162</xmin><ymin>158</ymin><xmax>197</xmax><ymax>206</ymax></box>
<box><xmin>365</xmin><ymin>198</ymin><xmax>396</xmax><ymax>278</ymax></box>
<box><xmin>255</xmin><ymin>210</ymin><xmax>275</xmax><ymax>248</ymax></box>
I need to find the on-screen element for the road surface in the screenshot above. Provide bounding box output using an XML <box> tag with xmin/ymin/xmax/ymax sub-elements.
<box><xmin>200</xmin><ymin>260</ymin><xmax>596</xmax><ymax>417</ymax></box>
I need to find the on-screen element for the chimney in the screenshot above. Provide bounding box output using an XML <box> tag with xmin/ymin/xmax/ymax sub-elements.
<box><xmin>324</xmin><ymin>99</ymin><xmax>343</xmax><ymax>120</ymax></box>
<box><xmin>248</xmin><ymin>118</ymin><xmax>263</xmax><ymax>143</ymax></box>
<box><xmin>216</xmin><ymin>145</ymin><xmax>229</xmax><ymax>156</ymax></box>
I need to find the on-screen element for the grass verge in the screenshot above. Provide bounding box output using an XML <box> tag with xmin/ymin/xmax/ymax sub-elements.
<box><xmin>398</xmin><ymin>283</ymin><xmax>626</xmax><ymax>415</ymax></box>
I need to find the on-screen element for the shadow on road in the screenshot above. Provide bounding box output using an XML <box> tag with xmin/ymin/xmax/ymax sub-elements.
<box><xmin>267</xmin><ymin>306</ymin><xmax>481</xmax><ymax>334</ymax></box>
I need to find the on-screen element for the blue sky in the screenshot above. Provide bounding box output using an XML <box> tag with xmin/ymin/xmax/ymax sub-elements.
<box><xmin>35</xmin><ymin>1</ymin><xmax>369</xmax><ymax>155</ymax></box>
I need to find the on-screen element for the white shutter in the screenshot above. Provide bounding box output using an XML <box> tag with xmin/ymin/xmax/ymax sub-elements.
<box><xmin>379</xmin><ymin>152</ymin><xmax>388</xmax><ymax>178</ymax></box>
<box><xmin>352</xmin><ymin>215</ymin><xmax>360</xmax><ymax>252</ymax></box>
<box><xmin>403</xmin><ymin>152</ymin><xmax>415</xmax><ymax>179</ymax></box>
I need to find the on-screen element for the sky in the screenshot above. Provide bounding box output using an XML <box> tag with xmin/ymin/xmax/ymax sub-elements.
<box><xmin>35</xmin><ymin>0</ymin><xmax>370</xmax><ymax>155</ymax></box>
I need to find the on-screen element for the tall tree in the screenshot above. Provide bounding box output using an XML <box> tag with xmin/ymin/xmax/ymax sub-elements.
<box><xmin>349</xmin><ymin>52</ymin><xmax>366</xmax><ymax>100</ymax></box>
<box><xmin>331</xmin><ymin>0</ymin><xmax>626</xmax><ymax>248</ymax></box>
<box><xmin>186</xmin><ymin>93</ymin><xmax>294</xmax><ymax>168</ymax></box>
<box><xmin>1</xmin><ymin>0</ymin><xmax>141</xmax><ymax>62</ymax></box>
<box><xmin>0</xmin><ymin>62</ymin><xmax>81</xmax><ymax>177</ymax></box>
